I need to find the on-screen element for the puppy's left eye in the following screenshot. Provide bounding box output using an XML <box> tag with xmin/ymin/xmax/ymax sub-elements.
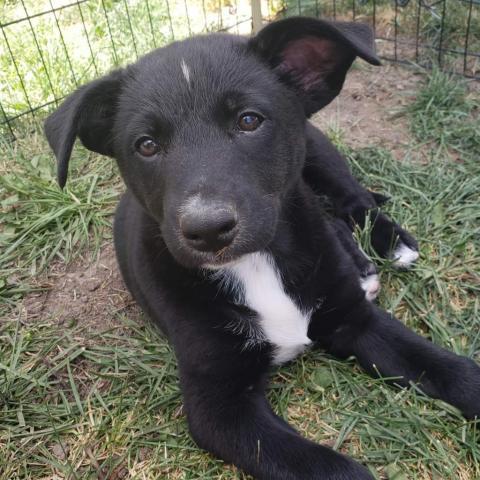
<box><xmin>135</xmin><ymin>136</ymin><xmax>160</xmax><ymax>157</ymax></box>
<box><xmin>237</xmin><ymin>113</ymin><xmax>264</xmax><ymax>132</ymax></box>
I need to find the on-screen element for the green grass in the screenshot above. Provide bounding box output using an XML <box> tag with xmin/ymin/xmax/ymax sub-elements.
<box><xmin>406</xmin><ymin>68</ymin><xmax>480</xmax><ymax>158</ymax></box>
<box><xmin>1</xmin><ymin>69</ymin><xmax>480</xmax><ymax>479</ymax></box>
<box><xmin>0</xmin><ymin>131</ymin><xmax>121</xmax><ymax>312</ymax></box>
<box><xmin>0</xmin><ymin>0</ymin><xmax>253</xmax><ymax>137</ymax></box>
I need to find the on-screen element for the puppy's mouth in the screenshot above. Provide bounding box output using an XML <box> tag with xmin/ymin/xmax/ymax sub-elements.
<box><xmin>179</xmin><ymin>244</ymin><xmax>245</xmax><ymax>270</ymax></box>
<box><xmin>164</xmin><ymin>227</ymin><xmax>265</xmax><ymax>270</ymax></box>
<box><xmin>201</xmin><ymin>250</ymin><xmax>243</xmax><ymax>270</ymax></box>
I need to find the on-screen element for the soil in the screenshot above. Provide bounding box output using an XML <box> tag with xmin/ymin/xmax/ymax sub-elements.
<box><xmin>18</xmin><ymin>63</ymin><xmax>424</xmax><ymax>331</ymax></box>
<box><xmin>20</xmin><ymin>243</ymin><xmax>142</xmax><ymax>330</ymax></box>
<box><xmin>313</xmin><ymin>62</ymin><xmax>424</xmax><ymax>156</ymax></box>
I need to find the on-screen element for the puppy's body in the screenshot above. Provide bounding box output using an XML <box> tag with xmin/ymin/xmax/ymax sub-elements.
<box><xmin>115</xmin><ymin>180</ymin><xmax>360</xmax><ymax>362</ymax></box>
<box><xmin>46</xmin><ymin>17</ymin><xmax>480</xmax><ymax>479</ymax></box>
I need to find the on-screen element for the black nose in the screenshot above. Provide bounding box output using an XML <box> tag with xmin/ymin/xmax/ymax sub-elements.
<box><xmin>180</xmin><ymin>205</ymin><xmax>238</xmax><ymax>252</ymax></box>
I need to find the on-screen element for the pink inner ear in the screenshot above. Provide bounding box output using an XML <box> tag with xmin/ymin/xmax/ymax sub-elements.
<box><xmin>279</xmin><ymin>36</ymin><xmax>349</xmax><ymax>91</ymax></box>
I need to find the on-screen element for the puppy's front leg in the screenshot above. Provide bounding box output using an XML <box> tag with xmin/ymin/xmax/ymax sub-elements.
<box><xmin>327</xmin><ymin>304</ymin><xmax>480</xmax><ymax>419</ymax></box>
<box><xmin>304</xmin><ymin>123</ymin><xmax>418</xmax><ymax>267</ymax></box>
<box><xmin>174</xmin><ymin>333</ymin><xmax>374</xmax><ymax>479</ymax></box>
<box><xmin>179</xmin><ymin>372</ymin><xmax>374</xmax><ymax>479</ymax></box>
<box><xmin>309</xmin><ymin>240</ymin><xmax>480</xmax><ymax>419</ymax></box>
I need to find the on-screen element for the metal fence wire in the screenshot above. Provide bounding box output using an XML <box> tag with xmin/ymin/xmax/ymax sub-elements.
<box><xmin>1</xmin><ymin>0</ymin><xmax>479</xmax><ymax>139</ymax></box>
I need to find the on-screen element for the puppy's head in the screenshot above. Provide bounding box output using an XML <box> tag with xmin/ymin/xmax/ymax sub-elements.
<box><xmin>45</xmin><ymin>17</ymin><xmax>379</xmax><ymax>269</ymax></box>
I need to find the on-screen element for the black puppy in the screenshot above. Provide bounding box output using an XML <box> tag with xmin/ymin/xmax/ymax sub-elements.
<box><xmin>45</xmin><ymin>17</ymin><xmax>480</xmax><ymax>480</ymax></box>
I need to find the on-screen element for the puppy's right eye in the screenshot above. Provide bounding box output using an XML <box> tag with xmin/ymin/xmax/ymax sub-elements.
<box><xmin>135</xmin><ymin>136</ymin><xmax>159</xmax><ymax>157</ymax></box>
<box><xmin>237</xmin><ymin>112</ymin><xmax>263</xmax><ymax>132</ymax></box>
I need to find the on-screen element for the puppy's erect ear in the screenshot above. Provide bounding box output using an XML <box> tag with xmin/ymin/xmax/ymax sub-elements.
<box><xmin>249</xmin><ymin>17</ymin><xmax>381</xmax><ymax>115</ymax></box>
<box><xmin>44</xmin><ymin>69</ymin><xmax>124</xmax><ymax>188</ymax></box>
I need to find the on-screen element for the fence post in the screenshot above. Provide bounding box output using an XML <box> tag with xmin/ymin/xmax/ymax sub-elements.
<box><xmin>251</xmin><ymin>0</ymin><xmax>263</xmax><ymax>34</ymax></box>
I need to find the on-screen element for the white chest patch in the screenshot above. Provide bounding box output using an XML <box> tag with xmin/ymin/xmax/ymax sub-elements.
<box><xmin>216</xmin><ymin>252</ymin><xmax>312</xmax><ymax>365</ymax></box>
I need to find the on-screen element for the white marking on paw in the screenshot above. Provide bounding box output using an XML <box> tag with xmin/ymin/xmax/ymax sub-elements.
<box><xmin>360</xmin><ymin>273</ymin><xmax>380</xmax><ymax>301</ymax></box>
<box><xmin>211</xmin><ymin>252</ymin><xmax>312</xmax><ymax>365</ymax></box>
<box><xmin>392</xmin><ymin>242</ymin><xmax>419</xmax><ymax>268</ymax></box>
<box><xmin>180</xmin><ymin>58</ymin><xmax>191</xmax><ymax>86</ymax></box>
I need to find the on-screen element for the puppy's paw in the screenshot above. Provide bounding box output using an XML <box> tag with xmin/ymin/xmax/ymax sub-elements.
<box><xmin>370</xmin><ymin>212</ymin><xmax>419</xmax><ymax>268</ymax></box>
<box><xmin>360</xmin><ymin>264</ymin><xmax>380</xmax><ymax>301</ymax></box>
<box><xmin>391</xmin><ymin>241</ymin><xmax>419</xmax><ymax>269</ymax></box>
<box><xmin>450</xmin><ymin>357</ymin><xmax>480</xmax><ymax>420</ymax></box>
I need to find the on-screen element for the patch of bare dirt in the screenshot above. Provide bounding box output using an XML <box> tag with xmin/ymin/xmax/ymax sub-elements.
<box><xmin>312</xmin><ymin>62</ymin><xmax>424</xmax><ymax>158</ymax></box>
<box><xmin>21</xmin><ymin>243</ymin><xmax>140</xmax><ymax>330</ymax></box>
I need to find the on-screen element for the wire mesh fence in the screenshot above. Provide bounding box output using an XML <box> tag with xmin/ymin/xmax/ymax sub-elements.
<box><xmin>1</xmin><ymin>0</ymin><xmax>479</xmax><ymax>139</ymax></box>
<box><xmin>0</xmin><ymin>0</ymin><xmax>253</xmax><ymax>139</ymax></box>
<box><xmin>278</xmin><ymin>0</ymin><xmax>480</xmax><ymax>78</ymax></box>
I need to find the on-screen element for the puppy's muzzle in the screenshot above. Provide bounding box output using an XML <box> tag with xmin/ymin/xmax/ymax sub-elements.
<box><xmin>180</xmin><ymin>201</ymin><xmax>238</xmax><ymax>253</ymax></box>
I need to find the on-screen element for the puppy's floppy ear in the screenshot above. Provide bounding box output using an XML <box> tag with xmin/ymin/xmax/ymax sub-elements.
<box><xmin>249</xmin><ymin>17</ymin><xmax>381</xmax><ymax>115</ymax></box>
<box><xmin>44</xmin><ymin>69</ymin><xmax>124</xmax><ymax>188</ymax></box>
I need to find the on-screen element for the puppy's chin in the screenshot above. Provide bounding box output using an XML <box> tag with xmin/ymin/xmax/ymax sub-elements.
<box><xmin>201</xmin><ymin>257</ymin><xmax>243</xmax><ymax>271</ymax></box>
<box><xmin>166</xmin><ymin>243</ymin><xmax>251</xmax><ymax>270</ymax></box>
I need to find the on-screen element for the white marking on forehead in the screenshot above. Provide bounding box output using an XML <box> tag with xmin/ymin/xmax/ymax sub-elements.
<box><xmin>180</xmin><ymin>58</ymin><xmax>191</xmax><ymax>86</ymax></box>
<box><xmin>214</xmin><ymin>252</ymin><xmax>312</xmax><ymax>365</ymax></box>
